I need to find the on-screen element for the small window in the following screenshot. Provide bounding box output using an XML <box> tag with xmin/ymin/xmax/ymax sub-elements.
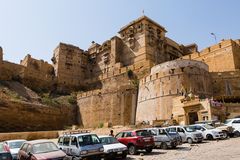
<box><xmin>177</xmin><ymin>128</ymin><xmax>184</xmax><ymax>133</ymax></box>
<box><xmin>58</xmin><ymin>137</ymin><xmax>63</xmax><ymax>145</ymax></box>
<box><xmin>159</xmin><ymin>129</ymin><xmax>167</xmax><ymax>135</ymax></box>
<box><xmin>26</xmin><ymin>145</ymin><xmax>32</xmax><ymax>153</ymax></box>
<box><xmin>21</xmin><ymin>143</ymin><xmax>28</xmax><ymax>152</ymax></box>
<box><xmin>115</xmin><ymin>132</ymin><xmax>124</xmax><ymax>138</ymax></box>
<box><xmin>70</xmin><ymin>136</ymin><xmax>77</xmax><ymax>146</ymax></box>
<box><xmin>63</xmin><ymin>137</ymin><xmax>70</xmax><ymax>146</ymax></box>
<box><xmin>233</xmin><ymin>120</ymin><xmax>240</xmax><ymax>123</ymax></box>
<box><xmin>123</xmin><ymin>132</ymin><xmax>132</xmax><ymax>137</ymax></box>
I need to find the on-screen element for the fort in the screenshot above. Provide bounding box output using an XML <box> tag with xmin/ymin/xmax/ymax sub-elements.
<box><xmin>0</xmin><ymin>16</ymin><xmax>240</xmax><ymax>130</ymax></box>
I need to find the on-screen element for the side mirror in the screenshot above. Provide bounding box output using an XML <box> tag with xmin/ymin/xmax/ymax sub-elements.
<box><xmin>28</xmin><ymin>152</ymin><xmax>33</xmax><ymax>157</ymax></box>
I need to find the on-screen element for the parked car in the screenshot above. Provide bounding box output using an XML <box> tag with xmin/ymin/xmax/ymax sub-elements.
<box><xmin>99</xmin><ymin>135</ymin><xmax>128</xmax><ymax>159</ymax></box>
<box><xmin>57</xmin><ymin>130</ymin><xmax>104</xmax><ymax>159</ymax></box>
<box><xmin>144</xmin><ymin>128</ymin><xmax>178</xmax><ymax>149</ymax></box>
<box><xmin>115</xmin><ymin>129</ymin><xmax>154</xmax><ymax>155</ymax></box>
<box><xmin>3</xmin><ymin>140</ymin><xmax>26</xmax><ymax>160</ymax></box>
<box><xmin>224</xmin><ymin>118</ymin><xmax>240</xmax><ymax>137</ymax></box>
<box><xmin>195</xmin><ymin>120</ymin><xmax>234</xmax><ymax>138</ymax></box>
<box><xmin>163</xmin><ymin>127</ymin><xmax>182</xmax><ymax>145</ymax></box>
<box><xmin>18</xmin><ymin>140</ymin><xmax>66</xmax><ymax>160</ymax></box>
<box><xmin>0</xmin><ymin>142</ymin><xmax>13</xmax><ymax>160</ymax></box>
<box><xmin>166</xmin><ymin>126</ymin><xmax>203</xmax><ymax>144</ymax></box>
<box><xmin>189</xmin><ymin>124</ymin><xmax>224</xmax><ymax>140</ymax></box>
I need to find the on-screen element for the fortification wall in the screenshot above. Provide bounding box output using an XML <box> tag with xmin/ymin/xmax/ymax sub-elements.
<box><xmin>181</xmin><ymin>39</ymin><xmax>239</xmax><ymax>72</ymax></box>
<box><xmin>0</xmin><ymin>99</ymin><xmax>76</xmax><ymax>132</ymax></box>
<box><xmin>136</xmin><ymin>60</ymin><xmax>212</xmax><ymax>124</ymax></box>
<box><xmin>77</xmin><ymin>73</ymin><xmax>138</xmax><ymax>128</ymax></box>
<box><xmin>211</xmin><ymin>71</ymin><xmax>240</xmax><ymax>97</ymax></box>
<box><xmin>20</xmin><ymin>54</ymin><xmax>55</xmax><ymax>90</ymax></box>
<box><xmin>1</xmin><ymin>61</ymin><xmax>24</xmax><ymax>81</ymax></box>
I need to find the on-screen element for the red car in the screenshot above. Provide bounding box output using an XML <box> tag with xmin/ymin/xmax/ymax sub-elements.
<box><xmin>18</xmin><ymin>140</ymin><xmax>66</xmax><ymax>160</ymax></box>
<box><xmin>115</xmin><ymin>129</ymin><xmax>154</xmax><ymax>155</ymax></box>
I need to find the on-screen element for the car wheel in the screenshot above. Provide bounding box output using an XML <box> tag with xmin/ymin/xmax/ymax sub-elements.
<box><xmin>160</xmin><ymin>142</ymin><xmax>168</xmax><ymax>150</ymax></box>
<box><xmin>128</xmin><ymin>145</ymin><xmax>137</xmax><ymax>155</ymax></box>
<box><xmin>234</xmin><ymin>131</ymin><xmax>240</xmax><ymax>137</ymax></box>
<box><xmin>206</xmin><ymin>134</ymin><xmax>214</xmax><ymax>140</ymax></box>
<box><xmin>145</xmin><ymin>147</ymin><xmax>152</xmax><ymax>153</ymax></box>
<box><xmin>187</xmin><ymin>138</ymin><xmax>193</xmax><ymax>144</ymax></box>
<box><xmin>222</xmin><ymin>131</ymin><xmax>228</xmax><ymax>139</ymax></box>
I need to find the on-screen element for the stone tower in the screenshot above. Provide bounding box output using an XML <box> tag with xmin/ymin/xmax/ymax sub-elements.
<box><xmin>118</xmin><ymin>16</ymin><xmax>184</xmax><ymax>68</ymax></box>
<box><xmin>52</xmin><ymin>43</ymin><xmax>88</xmax><ymax>92</ymax></box>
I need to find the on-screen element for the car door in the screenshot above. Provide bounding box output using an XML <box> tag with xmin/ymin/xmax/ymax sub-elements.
<box><xmin>177</xmin><ymin>127</ymin><xmax>187</xmax><ymax>142</ymax></box>
<box><xmin>62</xmin><ymin>137</ymin><xmax>70</xmax><ymax>155</ymax></box>
<box><xmin>19</xmin><ymin>143</ymin><xmax>29</xmax><ymax>160</ymax></box>
<box><xmin>232</xmin><ymin>119</ymin><xmax>240</xmax><ymax>131</ymax></box>
<box><xmin>158</xmin><ymin>129</ymin><xmax>169</xmax><ymax>142</ymax></box>
<box><xmin>69</xmin><ymin>136</ymin><xmax>79</xmax><ymax>156</ymax></box>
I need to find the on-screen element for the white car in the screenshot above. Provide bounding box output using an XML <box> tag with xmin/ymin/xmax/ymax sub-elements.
<box><xmin>189</xmin><ymin>124</ymin><xmax>224</xmax><ymax>140</ymax></box>
<box><xmin>99</xmin><ymin>135</ymin><xmax>128</xmax><ymax>159</ymax></box>
<box><xmin>3</xmin><ymin>139</ymin><xmax>26</xmax><ymax>160</ymax></box>
<box><xmin>167</xmin><ymin>126</ymin><xmax>203</xmax><ymax>144</ymax></box>
<box><xmin>224</xmin><ymin>118</ymin><xmax>240</xmax><ymax>136</ymax></box>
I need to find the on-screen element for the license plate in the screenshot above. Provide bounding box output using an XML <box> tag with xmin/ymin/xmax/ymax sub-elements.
<box><xmin>117</xmin><ymin>151</ymin><xmax>122</xmax><ymax>154</ymax></box>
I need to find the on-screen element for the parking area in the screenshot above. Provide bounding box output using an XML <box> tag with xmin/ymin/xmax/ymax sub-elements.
<box><xmin>126</xmin><ymin>137</ymin><xmax>240</xmax><ymax>160</ymax></box>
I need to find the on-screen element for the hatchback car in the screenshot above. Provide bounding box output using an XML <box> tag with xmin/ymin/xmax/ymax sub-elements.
<box><xmin>166</xmin><ymin>126</ymin><xmax>203</xmax><ymax>144</ymax></box>
<box><xmin>99</xmin><ymin>135</ymin><xmax>128</xmax><ymax>159</ymax></box>
<box><xmin>3</xmin><ymin>140</ymin><xmax>26</xmax><ymax>160</ymax></box>
<box><xmin>189</xmin><ymin>124</ymin><xmax>224</xmax><ymax>140</ymax></box>
<box><xmin>18</xmin><ymin>140</ymin><xmax>66</xmax><ymax>160</ymax></box>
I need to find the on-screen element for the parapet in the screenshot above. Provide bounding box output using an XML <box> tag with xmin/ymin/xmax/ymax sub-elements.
<box><xmin>150</xmin><ymin>59</ymin><xmax>209</xmax><ymax>75</ymax></box>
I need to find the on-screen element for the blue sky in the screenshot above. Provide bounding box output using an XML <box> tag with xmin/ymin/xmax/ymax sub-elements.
<box><xmin>0</xmin><ymin>0</ymin><xmax>240</xmax><ymax>63</ymax></box>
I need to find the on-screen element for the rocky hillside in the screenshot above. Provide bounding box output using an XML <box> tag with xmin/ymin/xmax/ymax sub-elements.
<box><xmin>0</xmin><ymin>80</ymin><xmax>78</xmax><ymax>132</ymax></box>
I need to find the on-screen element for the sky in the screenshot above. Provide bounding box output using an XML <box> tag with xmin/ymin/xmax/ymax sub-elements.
<box><xmin>0</xmin><ymin>0</ymin><xmax>240</xmax><ymax>64</ymax></box>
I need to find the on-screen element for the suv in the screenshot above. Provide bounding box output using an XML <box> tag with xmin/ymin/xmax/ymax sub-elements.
<box><xmin>145</xmin><ymin>128</ymin><xmax>178</xmax><ymax>149</ymax></box>
<box><xmin>57</xmin><ymin>130</ymin><xmax>104</xmax><ymax>159</ymax></box>
<box><xmin>189</xmin><ymin>124</ymin><xmax>224</xmax><ymax>140</ymax></box>
<box><xmin>166</xmin><ymin>126</ymin><xmax>203</xmax><ymax>144</ymax></box>
<box><xmin>224</xmin><ymin>118</ymin><xmax>240</xmax><ymax>137</ymax></box>
<box><xmin>115</xmin><ymin>129</ymin><xmax>154</xmax><ymax>155</ymax></box>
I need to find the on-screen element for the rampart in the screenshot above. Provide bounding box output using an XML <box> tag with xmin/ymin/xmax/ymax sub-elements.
<box><xmin>136</xmin><ymin>59</ymin><xmax>212</xmax><ymax>124</ymax></box>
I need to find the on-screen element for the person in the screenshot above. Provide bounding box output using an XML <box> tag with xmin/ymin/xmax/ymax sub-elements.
<box><xmin>109</xmin><ymin>130</ymin><xmax>114</xmax><ymax>137</ymax></box>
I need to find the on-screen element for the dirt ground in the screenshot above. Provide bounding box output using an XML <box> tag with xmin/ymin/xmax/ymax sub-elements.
<box><xmin>127</xmin><ymin>137</ymin><xmax>240</xmax><ymax>160</ymax></box>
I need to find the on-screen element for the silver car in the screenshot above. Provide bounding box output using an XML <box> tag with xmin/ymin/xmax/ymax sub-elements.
<box><xmin>57</xmin><ymin>131</ymin><xmax>104</xmax><ymax>160</ymax></box>
<box><xmin>145</xmin><ymin>128</ymin><xmax>178</xmax><ymax>149</ymax></box>
<box><xmin>167</xmin><ymin>126</ymin><xmax>203</xmax><ymax>144</ymax></box>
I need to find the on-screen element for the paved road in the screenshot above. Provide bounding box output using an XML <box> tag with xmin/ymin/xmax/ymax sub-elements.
<box><xmin>127</xmin><ymin>137</ymin><xmax>240</xmax><ymax>160</ymax></box>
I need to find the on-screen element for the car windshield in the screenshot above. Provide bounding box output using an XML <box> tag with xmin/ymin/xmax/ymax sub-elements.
<box><xmin>184</xmin><ymin>127</ymin><xmax>196</xmax><ymax>132</ymax></box>
<box><xmin>9</xmin><ymin>141</ymin><xmax>25</xmax><ymax>149</ymax></box>
<box><xmin>32</xmin><ymin>142</ymin><xmax>59</xmax><ymax>154</ymax></box>
<box><xmin>224</xmin><ymin>119</ymin><xmax>232</xmax><ymax>124</ymax></box>
<box><xmin>203</xmin><ymin>124</ymin><xmax>214</xmax><ymax>129</ymax></box>
<box><xmin>136</xmin><ymin>130</ymin><xmax>151</xmax><ymax>137</ymax></box>
<box><xmin>78</xmin><ymin>134</ymin><xmax>100</xmax><ymax>146</ymax></box>
<box><xmin>100</xmin><ymin>137</ymin><xmax>119</xmax><ymax>145</ymax></box>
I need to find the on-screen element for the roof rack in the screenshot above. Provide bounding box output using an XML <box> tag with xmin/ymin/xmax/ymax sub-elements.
<box><xmin>62</xmin><ymin>130</ymin><xmax>91</xmax><ymax>135</ymax></box>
